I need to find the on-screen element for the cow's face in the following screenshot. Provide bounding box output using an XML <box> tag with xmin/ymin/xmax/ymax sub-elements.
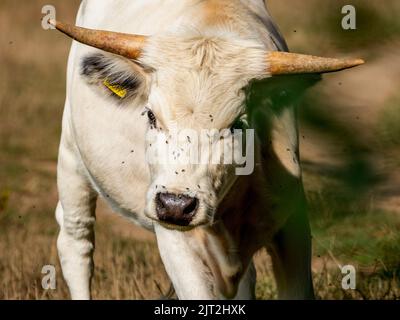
<box><xmin>81</xmin><ymin>36</ymin><xmax>266</xmax><ymax>230</ymax></box>
<box><xmin>141</xmin><ymin>37</ymin><xmax>266</xmax><ymax>230</ymax></box>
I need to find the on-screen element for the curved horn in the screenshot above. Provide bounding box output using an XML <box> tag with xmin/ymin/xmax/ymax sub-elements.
<box><xmin>49</xmin><ymin>20</ymin><xmax>147</xmax><ymax>59</ymax></box>
<box><xmin>266</xmin><ymin>51</ymin><xmax>364</xmax><ymax>75</ymax></box>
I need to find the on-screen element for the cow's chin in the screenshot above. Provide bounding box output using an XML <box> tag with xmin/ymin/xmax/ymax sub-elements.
<box><xmin>155</xmin><ymin>219</ymin><xmax>209</xmax><ymax>232</ymax></box>
<box><xmin>144</xmin><ymin>214</ymin><xmax>211</xmax><ymax>231</ymax></box>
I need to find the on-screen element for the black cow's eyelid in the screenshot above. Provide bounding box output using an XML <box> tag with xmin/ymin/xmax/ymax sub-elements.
<box><xmin>230</xmin><ymin>116</ymin><xmax>249</xmax><ymax>133</ymax></box>
<box><xmin>230</xmin><ymin>119</ymin><xmax>243</xmax><ymax>132</ymax></box>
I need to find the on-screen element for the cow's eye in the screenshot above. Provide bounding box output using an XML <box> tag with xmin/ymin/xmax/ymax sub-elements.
<box><xmin>230</xmin><ymin>117</ymin><xmax>248</xmax><ymax>133</ymax></box>
<box><xmin>147</xmin><ymin>110</ymin><xmax>157</xmax><ymax>128</ymax></box>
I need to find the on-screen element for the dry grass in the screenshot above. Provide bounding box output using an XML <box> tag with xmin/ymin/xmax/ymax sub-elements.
<box><xmin>0</xmin><ymin>0</ymin><xmax>399</xmax><ymax>300</ymax></box>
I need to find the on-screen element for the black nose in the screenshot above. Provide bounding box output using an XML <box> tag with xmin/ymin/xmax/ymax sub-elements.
<box><xmin>156</xmin><ymin>193</ymin><xmax>199</xmax><ymax>226</ymax></box>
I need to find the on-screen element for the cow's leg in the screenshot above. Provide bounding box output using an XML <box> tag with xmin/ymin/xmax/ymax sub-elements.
<box><xmin>155</xmin><ymin>224</ymin><xmax>256</xmax><ymax>300</ymax></box>
<box><xmin>56</xmin><ymin>147</ymin><xmax>97</xmax><ymax>300</ymax></box>
<box><xmin>154</xmin><ymin>224</ymin><xmax>216</xmax><ymax>299</ymax></box>
<box><xmin>268</xmin><ymin>206</ymin><xmax>314</xmax><ymax>300</ymax></box>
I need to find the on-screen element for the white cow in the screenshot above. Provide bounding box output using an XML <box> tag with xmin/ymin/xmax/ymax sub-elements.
<box><xmin>52</xmin><ymin>0</ymin><xmax>363</xmax><ymax>300</ymax></box>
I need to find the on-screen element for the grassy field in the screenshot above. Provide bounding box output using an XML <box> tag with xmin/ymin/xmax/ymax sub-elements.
<box><xmin>0</xmin><ymin>0</ymin><xmax>399</xmax><ymax>299</ymax></box>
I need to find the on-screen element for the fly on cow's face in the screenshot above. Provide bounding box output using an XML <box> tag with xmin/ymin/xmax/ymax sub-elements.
<box><xmin>147</xmin><ymin>110</ymin><xmax>157</xmax><ymax>128</ymax></box>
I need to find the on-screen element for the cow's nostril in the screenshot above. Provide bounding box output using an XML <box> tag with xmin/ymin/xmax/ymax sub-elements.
<box><xmin>156</xmin><ymin>192</ymin><xmax>198</xmax><ymax>226</ymax></box>
<box><xmin>183</xmin><ymin>197</ymin><xmax>198</xmax><ymax>215</ymax></box>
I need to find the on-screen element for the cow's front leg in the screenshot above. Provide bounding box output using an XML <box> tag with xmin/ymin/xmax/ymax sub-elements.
<box><xmin>56</xmin><ymin>147</ymin><xmax>97</xmax><ymax>300</ymax></box>
<box><xmin>154</xmin><ymin>224</ymin><xmax>216</xmax><ymax>299</ymax></box>
<box><xmin>268</xmin><ymin>203</ymin><xmax>314</xmax><ymax>300</ymax></box>
<box><xmin>155</xmin><ymin>224</ymin><xmax>255</xmax><ymax>300</ymax></box>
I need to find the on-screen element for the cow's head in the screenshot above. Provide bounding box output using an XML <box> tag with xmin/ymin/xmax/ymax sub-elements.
<box><xmin>52</xmin><ymin>20</ymin><xmax>363</xmax><ymax>230</ymax></box>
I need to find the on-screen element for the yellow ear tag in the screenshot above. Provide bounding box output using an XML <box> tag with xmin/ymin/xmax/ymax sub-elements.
<box><xmin>103</xmin><ymin>79</ymin><xmax>127</xmax><ymax>98</ymax></box>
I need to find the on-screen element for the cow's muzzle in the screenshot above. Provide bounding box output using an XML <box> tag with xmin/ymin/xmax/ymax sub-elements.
<box><xmin>156</xmin><ymin>192</ymin><xmax>199</xmax><ymax>227</ymax></box>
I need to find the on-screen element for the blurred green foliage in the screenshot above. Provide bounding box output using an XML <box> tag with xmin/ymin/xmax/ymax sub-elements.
<box><xmin>378</xmin><ymin>94</ymin><xmax>400</xmax><ymax>150</ymax></box>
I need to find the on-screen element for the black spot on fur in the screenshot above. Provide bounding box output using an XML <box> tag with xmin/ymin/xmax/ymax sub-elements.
<box><xmin>81</xmin><ymin>53</ymin><xmax>107</xmax><ymax>77</ymax></box>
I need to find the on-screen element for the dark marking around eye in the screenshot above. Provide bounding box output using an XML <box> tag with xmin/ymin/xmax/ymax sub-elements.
<box><xmin>230</xmin><ymin>118</ymin><xmax>247</xmax><ymax>133</ymax></box>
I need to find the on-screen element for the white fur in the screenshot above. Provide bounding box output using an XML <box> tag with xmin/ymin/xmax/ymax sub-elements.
<box><xmin>57</xmin><ymin>0</ymin><xmax>313</xmax><ymax>300</ymax></box>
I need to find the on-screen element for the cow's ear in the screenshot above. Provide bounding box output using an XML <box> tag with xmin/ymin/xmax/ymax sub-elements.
<box><xmin>80</xmin><ymin>53</ymin><xmax>148</xmax><ymax>103</ymax></box>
